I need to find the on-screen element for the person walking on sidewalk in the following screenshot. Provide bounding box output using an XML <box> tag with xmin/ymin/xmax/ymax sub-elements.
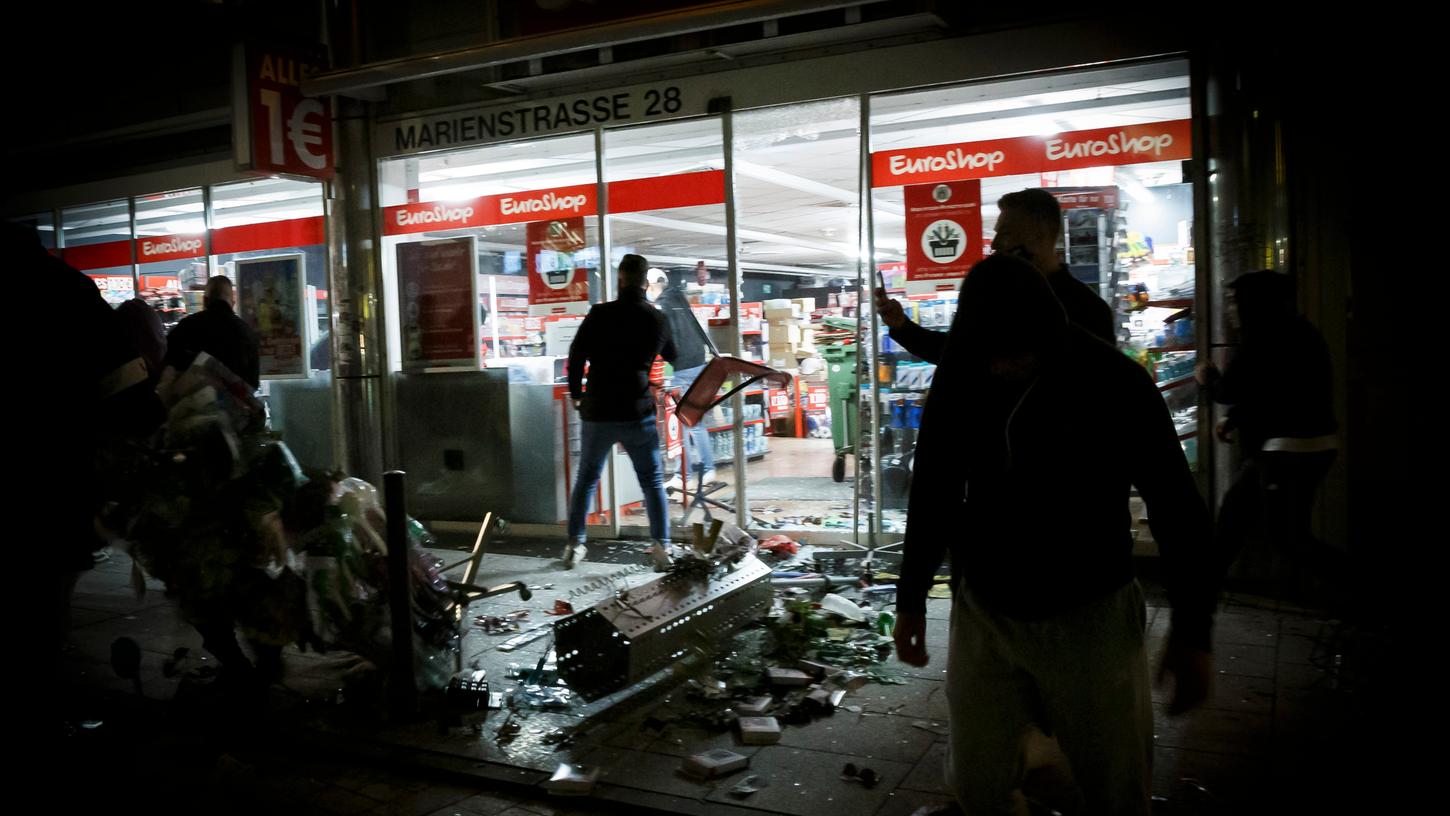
<box><xmin>565</xmin><ymin>254</ymin><xmax>677</xmax><ymax>570</ymax></box>
<box><xmin>874</xmin><ymin>187</ymin><xmax>1117</xmax><ymax>361</ymax></box>
<box><xmin>893</xmin><ymin>253</ymin><xmax>1221</xmax><ymax>815</ymax></box>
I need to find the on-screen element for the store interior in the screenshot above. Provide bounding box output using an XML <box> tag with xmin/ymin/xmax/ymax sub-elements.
<box><xmin>379</xmin><ymin>58</ymin><xmax>1198</xmax><ymax>540</ymax></box>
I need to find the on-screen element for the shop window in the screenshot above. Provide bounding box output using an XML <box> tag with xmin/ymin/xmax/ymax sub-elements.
<box><xmin>210</xmin><ymin>178</ymin><xmax>329</xmax><ymax>372</ymax></box>
<box><xmin>61</xmin><ymin>199</ymin><xmax>133</xmax><ymax>308</ymax></box>
<box><xmin>133</xmin><ymin>188</ymin><xmax>207</xmax><ymax>331</ymax></box>
<box><xmin>379</xmin><ymin>131</ymin><xmax>600</xmax><ymax>373</ymax></box>
<box><xmin>868</xmin><ymin>59</ymin><xmax>1200</xmax><ymax>543</ymax></box>
<box><xmin>732</xmin><ymin>97</ymin><xmax>864</xmax><ymax>533</ymax></box>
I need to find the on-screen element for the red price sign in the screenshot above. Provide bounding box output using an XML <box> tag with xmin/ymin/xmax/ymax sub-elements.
<box><xmin>236</xmin><ymin>45</ymin><xmax>334</xmax><ymax>180</ymax></box>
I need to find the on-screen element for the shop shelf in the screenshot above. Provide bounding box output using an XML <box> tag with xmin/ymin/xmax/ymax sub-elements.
<box><xmin>709</xmin><ymin>418</ymin><xmax>767</xmax><ymax>432</ymax></box>
<box><xmin>1145</xmin><ymin>298</ymin><xmax>1194</xmax><ymax>309</ymax></box>
<box><xmin>1156</xmin><ymin>375</ymin><xmax>1196</xmax><ymax>391</ymax></box>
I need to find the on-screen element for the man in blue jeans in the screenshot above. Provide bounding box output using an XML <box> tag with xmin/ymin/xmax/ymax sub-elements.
<box><xmin>648</xmin><ymin>267</ymin><xmax>716</xmax><ymax>486</ymax></box>
<box><xmin>565</xmin><ymin>254</ymin><xmax>677</xmax><ymax>570</ymax></box>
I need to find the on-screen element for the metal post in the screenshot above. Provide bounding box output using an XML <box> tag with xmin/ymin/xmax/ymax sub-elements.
<box><xmin>127</xmin><ymin>197</ymin><xmax>139</xmax><ymax>297</ymax></box>
<box><xmin>202</xmin><ymin>185</ymin><xmax>217</xmax><ymax>279</ymax></box>
<box><xmin>861</xmin><ymin>95</ymin><xmax>882</xmax><ymax>548</ymax></box>
<box><xmin>721</xmin><ymin>101</ymin><xmax>748</xmax><ymax>531</ymax></box>
<box><xmin>384</xmin><ymin>469</ymin><xmax>417</xmax><ymax>713</ymax></box>
<box><xmin>328</xmin><ymin>95</ymin><xmax>388</xmax><ymax>484</ymax></box>
<box><xmin>595</xmin><ymin>127</ymin><xmax>621</xmax><ymax>538</ymax></box>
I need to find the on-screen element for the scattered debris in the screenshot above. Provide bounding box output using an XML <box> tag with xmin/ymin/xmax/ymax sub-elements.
<box><xmin>682</xmin><ymin>748</ymin><xmax>749</xmax><ymax>780</ymax></box>
<box><xmin>735</xmin><ymin>696</ymin><xmax>774</xmax><ymax>716</ymax></box>
<box><xmin>545</xmin><ymin>599</ymin><xmax>575</xmax><ymax>616</ymax></box>
<box><xmin>841</xmin><ymin>762</ymin><xmax>880</xmax><ymax>788</ymax></box>
<box><xmin>768</xmin><ymin>667</ymin><xmax>813</xmax><ymax>686</ymax></box>
<box><xmin>737</xmin><ymin>716</ymin><xmax>782</xmax><ymax>745</ymax></box>
<box><xmin>728</xmin><ymin>774</ymin><xmax>769</xmax><ymax>798</ymax></box>
<box><xmin>544</xmin><ymin>763</ymin><xmax>599</xmax><ymax>796</ymax></box>
<box><xmin>496</xmin><ymin>625</ymin><xmax>554</xmax><ymax>652</ymax></box>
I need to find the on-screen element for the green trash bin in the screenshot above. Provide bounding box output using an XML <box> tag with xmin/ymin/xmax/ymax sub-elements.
<box><xmin>822</xmin><ymin>342</ymin><xmax>858</xmax><ymax>482</ymax></box>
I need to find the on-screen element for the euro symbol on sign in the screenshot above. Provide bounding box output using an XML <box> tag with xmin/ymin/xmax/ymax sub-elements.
<box><xmin>288</xmin><ymin>99</ymin><xmax>327</xmax><ymax>170</ymax></box>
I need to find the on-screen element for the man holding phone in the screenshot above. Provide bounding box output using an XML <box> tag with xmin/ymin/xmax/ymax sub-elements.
<box><xmin>874</xmin><ymin>188</ymin><xmax>1117</xmax><ymax>358</ymax></box>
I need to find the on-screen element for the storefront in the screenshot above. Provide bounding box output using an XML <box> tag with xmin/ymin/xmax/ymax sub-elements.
<box><xmin>9</xmin><ymin>174</ymin><xmax>339</xmax><ymax>471</ymax></box>
<box><xmin>365</xmin><ymin>37</ymin><xmax>1205</xmax><ymax>546</ymax></box>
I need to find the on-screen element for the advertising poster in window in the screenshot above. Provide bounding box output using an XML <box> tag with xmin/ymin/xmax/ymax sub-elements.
<box><xmin>904</xmin><ymin>179</ymin><xmax>982</xmax><ymax>294</ymax></box>
<box><xmin>396</xmin><ymin>237</ymin><xmax>481</xmax><ymax>371</ymax></box>
<box><xmin>236</xmin><ymin>254</ymin><xmax>308</xmax><ymax>379</ymax></box>
<box><xmin>527</xmin><ymin>217</ymin><xmax>591</xmax><ymax>315</ymax></box>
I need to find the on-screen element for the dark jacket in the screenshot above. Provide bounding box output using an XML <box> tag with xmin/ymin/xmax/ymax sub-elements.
<box><xmin>896</xmin><ymin>255</ymin><xmax>1219</xmax><ymax>650</ymax></box>
<box><xmin>656</xmin><ymin>283</ymin><xmax>711</xmax><ymax>371</ymax></box>
<box><xmin>164</xmin><ymin>301</ymin><xmax>260</xmax><ymax>389</ymax></box>
<box><xmin>568</xmin><ymin>286</ymin><xmax>677</xmax><ymax>421</ymax></box>
<box><xmin>887</xmin><ymin>264</ymin><xmax>1116</xmax><ymax>362</ymax></box>
<box><xmin>1209</xmin><ymin>316</ymin><xmax>1336</xmax><ymax>454</ymax></box>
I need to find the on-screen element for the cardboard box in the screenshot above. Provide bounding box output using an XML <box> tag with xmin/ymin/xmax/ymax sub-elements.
<box><xmin>737</xmin><ymin>716</ymin><xmax>782</xmax><ymax>745</ymax></box>
<box><xmin>768</xmin><ymin>667</ymin><xmax>813</xmax><ymax>686</ymax></box>
<box><xmin>735</xmin><ymin>696</ymin><xmax>774</xmax><ymax>716</ymax></box>
<box><xmin>765</xmin><ymin>307</ymin><xmax>797</xmax><ymax>322</ymax></box>
<box><xmin>682</xmin><ymin>748</ymin><xmax>750</xmax><ymax>779</ymax></box>
<box><xmin>769</xmin><ymin>324</ymin><xmax>801</xmax><ymax>345</ymax></box>
<box><xmin>794</xmin><ymin>298</ymin><xmax>816</xmax><ymax>316</ymax></box>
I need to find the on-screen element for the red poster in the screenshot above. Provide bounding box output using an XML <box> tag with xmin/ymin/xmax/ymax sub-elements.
<box><xmin>768</xmin><ymin>388</ymin><xmax>791</xmax><ymax>417</ymax></box>
<box><xmin>396</xmin><ymin>237</ymin><xmax>478</xmax><ymax>369</ymax></box>
<box><xmin>527</xmin><ymin>217</ymin><xmax>590</xmax><ymax>310</ymax></box>
<box><xmin>871</xmin><ymin>120</ymin><xmax>1191</xmax><ymax>188</ymax></box>
<box><xmin>904</xmin><ymin>180</ymin><xmax>983</xmax><ymax>283</ymax></box>
<box><xmin>239</xmin><ymin>45</ymin><xmax>334</xmax><ymax>180</ymax></box>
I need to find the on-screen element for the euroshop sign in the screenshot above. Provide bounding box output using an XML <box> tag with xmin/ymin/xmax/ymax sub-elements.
<box><xmin>872</xmin><ymin>120</ymin><xmax>1191</xmax><ymax>187</ymax></box>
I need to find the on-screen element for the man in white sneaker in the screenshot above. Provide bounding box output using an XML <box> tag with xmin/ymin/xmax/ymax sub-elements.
<box><xmin>565</xmin><ymin>254</ymin><xmax>678</xmax><ymax>570</ymax></box>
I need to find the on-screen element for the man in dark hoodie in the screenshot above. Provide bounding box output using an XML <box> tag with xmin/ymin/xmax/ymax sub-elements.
<box><xmin>893</xmin><ymin>254</ymin><xmax>1219</xmax><ymax>815</ymax></box>
<box><xmin>874</xmin><ymin>187</ymin><xmax>1117</xmax><ymax>360</ymax></box>
<box><xmin>1199</xmin><ymin>270</ymin><xmax>1337</xmax><ymax>593</ymax></box>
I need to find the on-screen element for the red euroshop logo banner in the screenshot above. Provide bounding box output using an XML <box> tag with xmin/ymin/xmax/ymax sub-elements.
<box><xmin>527</xmin><ymin>217</ymin><xmax>590</xmax><ymax>307</ymax></box>
<box><xmin>211</xmin><ymin>216</ymin><xmax>325</xmax><ymax>254</ymax></box>
<box><xmin>64</xmin><ymin>241</ymin><xmax>132</xmax><ymax>271</ymax></box>
<box><xmin>241</xmin><ymin>46</ymin><xmax>334</xmax><ymax>180</ymax></box>
<box><xmin>871</xmin><ymin>120</ymin><xmax>1191</xmax><ymax>188</ymax></box>
<box><xmin>136</xmin><ymin>234</ymin><xmax>206</xmax><ymax>263</ymax></box>
<box><xmin>904</xmin><ymin>180</ymin><xmax>983</xmax><ymax>283</ymax></box>
<box><xmin>61</xmin><ymin>216</ymin><xmax>327</xmax><ymax>271</ymax></box>
<box><xmin>381</xmin><ymin>171</ymin><xmax>725</xmax><ymax>236</ymax></box>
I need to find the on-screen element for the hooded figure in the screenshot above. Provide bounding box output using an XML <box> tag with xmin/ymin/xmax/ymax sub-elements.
<box><xmin>894</xmin><ymin>253</ymin><xmax>1220</xmax><ymax>815</ymax></box>
<box><xmin>1202</xmin><ymin>269</ymin><xmax>1337</xmax><ymax>593</ymax></box>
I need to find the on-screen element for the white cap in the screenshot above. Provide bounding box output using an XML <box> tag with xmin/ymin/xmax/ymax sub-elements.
<box><xmin>646</xmin><ymin>268</ymin><xmax>668</xmax><ymax>284</ymax></box>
